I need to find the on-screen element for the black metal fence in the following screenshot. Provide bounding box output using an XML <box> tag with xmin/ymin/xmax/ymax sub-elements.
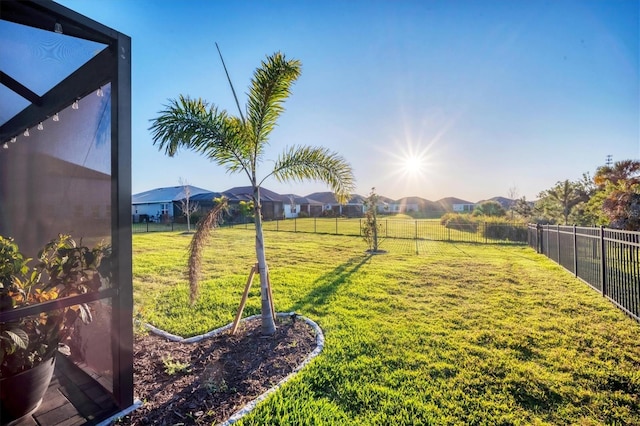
<box><xmin>134</xmin><ymin>217</ymin><xmax>528</xmax><ymax>244</ymax></box>
<box><xmin>528</xmin><ymin>224</ymin><xmax>640</xmax><ymax>322</ymax></box>
<box><xmin>132</xmin><ymin>221</ymin><xmax>193</xmax><ymax>233</ymax></box>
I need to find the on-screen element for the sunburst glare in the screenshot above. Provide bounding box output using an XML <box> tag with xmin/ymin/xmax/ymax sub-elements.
<box><xmin>404</xmin><ymin>155</ymin><xmax>425</xmax><ymax>176</ymax></box>
<box><xmin>370</xmin><ymin>136</ymin><xmax>444</xmax><ymax>199</ymax></box>
<box><xmin>390</xmin><ymin>144</ymin><xmax>432</xmax><ymax>180</ymax></box>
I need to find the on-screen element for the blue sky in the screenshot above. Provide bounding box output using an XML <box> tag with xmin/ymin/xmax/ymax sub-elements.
<box><xmin>58</xmin><ymin>0</ymin><xmax>638</xmax><ymax>202</ymax></box>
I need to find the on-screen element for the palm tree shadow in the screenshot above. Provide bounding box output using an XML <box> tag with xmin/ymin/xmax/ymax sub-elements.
<box><xmin>291</xmin><ymin>254</ymin><xmax>372</xmax><ymax>315</ymax></box>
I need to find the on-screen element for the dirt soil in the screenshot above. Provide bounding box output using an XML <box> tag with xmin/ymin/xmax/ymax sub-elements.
<box><xmin>121</xmin><ymin>315</ymin><xmax>317</xmax><ymax>425</ymax></box>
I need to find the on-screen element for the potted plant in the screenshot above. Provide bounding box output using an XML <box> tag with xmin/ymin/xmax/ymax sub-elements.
<box><xmin>0</xmin><ymin>234</ymin><xmax>110</xmax><ymax>424</ymax></box>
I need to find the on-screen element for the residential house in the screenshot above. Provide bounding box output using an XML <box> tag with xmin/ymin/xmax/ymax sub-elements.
<box><xmin>306</xmin><ymin>192</ymin><xmax>366</xmax><ymax>217</ymax></box>
<box><xmin>222</xmin><ymin>186</ymin><xmax>286</xmax><ymax>221</ymax></box>
<box><xmin>437</xmin><ymin>197</ymin><xmax>475</xmax><ymax>213</ymax></box>
<box><xmin>282</xmin><ymin>194</ymin><xmax>324</xmax><ymax>218</ymax></box>
<box><xmin>390</xmin><ymin>196</ymin><xmax>425</xmax><ymax>214</ymax></box>
<box><xmin>132</xmin><ymin>185</ymin><xmax>212</xmax><ymax>222</ymax></box>
<box><xmin>373</xmin><ymin>195</ymin><xmax>395</xmax><ymax>213</ymax></box>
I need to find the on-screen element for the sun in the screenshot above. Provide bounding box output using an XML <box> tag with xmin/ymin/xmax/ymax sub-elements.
<box><xmin>404</xmin><ymin>155</ymin><xmax>424</xmax><ymax>175</ymax></box>
<box><xmin>377</xmin><ymin>140</ymin><xmax>437</xmax><ymax>194</ymax></box>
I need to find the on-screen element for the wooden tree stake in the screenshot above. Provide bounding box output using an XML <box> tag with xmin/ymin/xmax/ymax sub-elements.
<box><xmin>230</xmin><ymin>263</ymin><xmax>258</xmax><ymax>334</ymax></box>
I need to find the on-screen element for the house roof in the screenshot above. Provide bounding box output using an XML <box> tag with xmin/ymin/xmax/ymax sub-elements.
<box><xmin>190</xmin><ymin>191</ymin><xmax>223</xmax><ymax>202</ymax></box>
<box><xmin>132</xmin><ymin>185</ymin><xmax>213</xmax><ymax>204</ymax></box>
<box><xmin>133</xmin><ymin>185</ymin><xmax>503</xmax><ymax>209</ymax></box>
<box><xmin>394</xmin><ymin>196</ymin><xmax>430</xmax><ymax>205</ymax></box>
<box><xmin>304</xmin><ymin>191</ymin><xmax>365</xmax><ymax>204</ymax></box>
<box><xmin>433</xmin><ymin>197</ymin><xmax>475</xmax><ymax>212</ymax></box>
<box><xmin>282</xmin><ymin>194</ymin><xmax>324</xmax><ymax>205</ymax></box>
<box><xmin>437</xmin><ymin>196</ymin><xmax>474</xmax><ymax>205</ymax></box>
<box><xmin>222</xmin><ymin>186</ymin><xmax>288</xmax><ymax>202</ymax></box>
<box><xmin>393</xmin><ymin>196</ymin><xmax>444</xmax><ymax>210</ymax></box>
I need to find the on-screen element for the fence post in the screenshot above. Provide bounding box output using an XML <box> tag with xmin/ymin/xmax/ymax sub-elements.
<box><xmin>359</xmin><ymin>218</ymin><xmax>362</xmax><ymax>237</ymax></box>
<box><xmin>573</xmin><ymin>225</ymin><xmax>578</xmax><ymax>277</ymax></box>
<box><xmin>415</xmin><ymin>220</ymin><xmax>418</xmax><ymax>240</ymax></box>
<box><xmin>557</xmin><ymin>224</ymin><xmax>561</xmax><ymax>263</ymax></box>
<box><xmin>600</xmin><ymin>226</ymin><xmax>607</xmax><ymax>297</ymax></box>
<box><xmin>314</xmin><ymin>217</ymin><xmax>317</xmax><ymax>234</ymax></box>
<box><xmin>484</xmin><ymin>222</ymin><xmax>487</xmax><ymax>244</ymax></box>
<box><xmin>335</xmin><ymin>217</ymin><xmax>338</xmax><ymax>235</ymax></box>
<box><xmin>546</xmin><ymin>224</ymin><xmax>550</xmax><ymax>255</ymax></box>
<box><xmin>536</xmin><ymin>224</ymin><xmax>542</xmax><ymax>253</ymax></box>
<box><xmin>294</xmin><ymin>217</ymin><xmax>297</xmax><ymax>233</ymax></box>
<box><xmin>146</xmin><ymin>221</ymin><xmax>149</xmax><ymax>232</ymax></box>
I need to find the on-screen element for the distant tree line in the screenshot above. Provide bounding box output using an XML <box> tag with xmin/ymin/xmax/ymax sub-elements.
<box><xmin>526</xmin><ymin>159</ymin><xmax>640</xmax><ymax>230</ymax></box>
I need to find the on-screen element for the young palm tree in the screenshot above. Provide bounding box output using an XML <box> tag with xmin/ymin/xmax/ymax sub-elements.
<box><xmin>149</xmin><ymin>52</ymin><xmax>355</xmax><ymax>335</ymax></box>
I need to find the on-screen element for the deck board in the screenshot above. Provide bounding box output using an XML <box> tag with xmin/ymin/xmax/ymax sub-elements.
<box><xmin>10</xmin><ymin>354</ymin><xmax>120</xmax><ymax>426</ymax></box>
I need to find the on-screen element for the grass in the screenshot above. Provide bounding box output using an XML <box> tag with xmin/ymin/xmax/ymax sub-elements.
<box><xmin>133</xmin><ymin>229</ymin><xmax>640</xmax><ymax>425</ymax></box>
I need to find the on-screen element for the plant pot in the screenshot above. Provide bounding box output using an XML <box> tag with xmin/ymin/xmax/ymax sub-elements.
<box><xmin>0</xmin><ymin>355</ymin><xmax>56</xmax><ymax>425</ymax></box>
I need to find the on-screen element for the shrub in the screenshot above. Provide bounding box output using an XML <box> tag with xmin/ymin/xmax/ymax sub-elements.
<box><xmin>321</xmin><ymin>209</ymin><xmax>335</xmax><ymax>218</ymax></box>
<box><xmin>442</xmin><ymin>213</ymin><xmax>478</xmax><ymax>233</ymax></box>
<box><xmin>473</xmin><ymin>201</ymin><xmax>506</xmax><ymax>217</ymax></box>
<box><xmin>483</xmin><ymin>222</ymin><xmax>528</xmax><ymax>241</ymax></box>
<box><xmin>440</xmin><ymin>212</ymin><xmax>455</xmax><ymax>226</ymax></box>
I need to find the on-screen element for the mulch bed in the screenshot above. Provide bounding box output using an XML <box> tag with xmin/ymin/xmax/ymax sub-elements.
<box><xmin>121</xmin><ymin>315</ymin><xmax>317</xmax><ymax>425</ymax></box>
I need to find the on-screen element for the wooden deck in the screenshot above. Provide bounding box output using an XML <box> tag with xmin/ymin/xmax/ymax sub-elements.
<box><xmin>10</xmin><ymin>354</ymin><xmax>119</xmax><ymax>426</ymax></box>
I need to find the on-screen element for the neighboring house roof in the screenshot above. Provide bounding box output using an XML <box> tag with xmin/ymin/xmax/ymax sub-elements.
<box><xmin>394</xmin><ymin>196</ymin><xmax>428</xmax><ymax>204</ymax></box>
<box><xmin>222</xmin><ymin>186</ymin><xmax>288</xmax><ymax>202</ymax></box>
<box><xmin>189</xmin><ymin>191</ymin><xmax>223</xmax><ymax>202</ymax></box>
<box><xmin>132</xmin><ymin>185</ymin><xmax>213</xmax><ymax>204</ymax></box>
<box><xmin>377</xmin><ymin>195</ymin><xmax>395</xmax><ymax>204</ymax></box>
<box><xmin>436</xmin><ymin>197</ymin><xmax>475</xmax><ymax>211</ymax></box>
<box><xmin>134</xmin><ymin>186</ymin><xmax>510</xmax><ymax>210</ymax></box>
<box><xmin>305</xmin><ymin>192</ymin><xmax>365</xmax><ymax>204</ymax></box>
<box><xmin>438</xmin><ymin>196</ymin><xmax>474</xmax><ymax>205</ymax></box>
<box><xmin>282</xmin><ymin>194</ymin><xmax>324</xmax><ymax>205</ymax></box>
<box><xmin>393</xmin><ymin>196</ymin><xmax>443</xmax><ymax>210</ymax></box>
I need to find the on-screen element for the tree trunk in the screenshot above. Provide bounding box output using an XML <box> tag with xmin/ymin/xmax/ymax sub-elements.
<box><xmin>186</xmin><ymin>199</ymin><xmax>191</xmax><ymax>232</ymax></box>
<box><xmin>253</xmin><ymin>187</ymin><xmax>276</xmax><ymax>335</ymax></box>
<box><xmin>372</xmin><ymin>209</ymin><xmax>379</xmax><ymax>251</ymax></box>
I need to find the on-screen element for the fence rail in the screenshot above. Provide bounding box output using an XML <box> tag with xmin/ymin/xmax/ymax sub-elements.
<box><xmin>528</xmin><ymin>224</ymin><xmax>640</xmax><ymax>322</ymax></box>
<box><xmin>134</xmin><ymin>217</ymin><xmax>528</xmax><ymax>245</ymax></box>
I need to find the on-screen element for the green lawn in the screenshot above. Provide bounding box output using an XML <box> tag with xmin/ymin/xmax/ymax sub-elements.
<box><xmin>133</xmin><ymin>229</ymin><xmax>640</xmax><ymax>425</ymax></box>
<box><xmin>236</xmin><ymin>216</ymin><xmax>525</xmax><ymax>245</ymax></box>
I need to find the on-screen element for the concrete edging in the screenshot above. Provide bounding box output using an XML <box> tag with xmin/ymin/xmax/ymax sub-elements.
<box><xmin>139</xmin><ymin>312</ymin><xmax>325</xmax><ymax>425</ymax></box>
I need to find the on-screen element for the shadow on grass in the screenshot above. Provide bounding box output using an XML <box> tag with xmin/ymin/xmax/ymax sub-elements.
<box><xmin>291</xmin><ymin>254</ymin><xmax>372</xmax><ymax>314</ymax></box>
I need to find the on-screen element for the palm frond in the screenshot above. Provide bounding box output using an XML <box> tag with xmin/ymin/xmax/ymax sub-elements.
<box><xmin>187</xmin><ymin>198</ymin><xmax>228</xmax><ymax>304</ymax></box>
<box><xmin>149</xmin><ymin>95</ymin><xmax>251</xmax><ymax>174</ymax></box>
<box><xmin>268</xmin><ymin>146</ymin><xmax>356</xmax><ymax>203</ymax></box>
<box><xmin>246</xmin><ymin>53</ymin><xmax>301</xmax><ymax>150</ymax></box>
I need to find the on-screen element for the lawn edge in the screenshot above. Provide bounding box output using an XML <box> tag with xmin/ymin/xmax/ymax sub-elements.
<box><xmin>136</xmin><ymin>312</ymin><xmax>325</xmax><ymax>426</ymax></box>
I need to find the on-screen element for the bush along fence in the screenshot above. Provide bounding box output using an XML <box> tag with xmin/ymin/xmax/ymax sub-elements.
<box><xmin>528</xmin><ymin>224</ymin><xmax>640</xmax><ymax>322</ymax></box>
<box><xmin>134</xmin><ymin>216</ymin><xmax>528</xmax><ymax>244</ymax></box>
